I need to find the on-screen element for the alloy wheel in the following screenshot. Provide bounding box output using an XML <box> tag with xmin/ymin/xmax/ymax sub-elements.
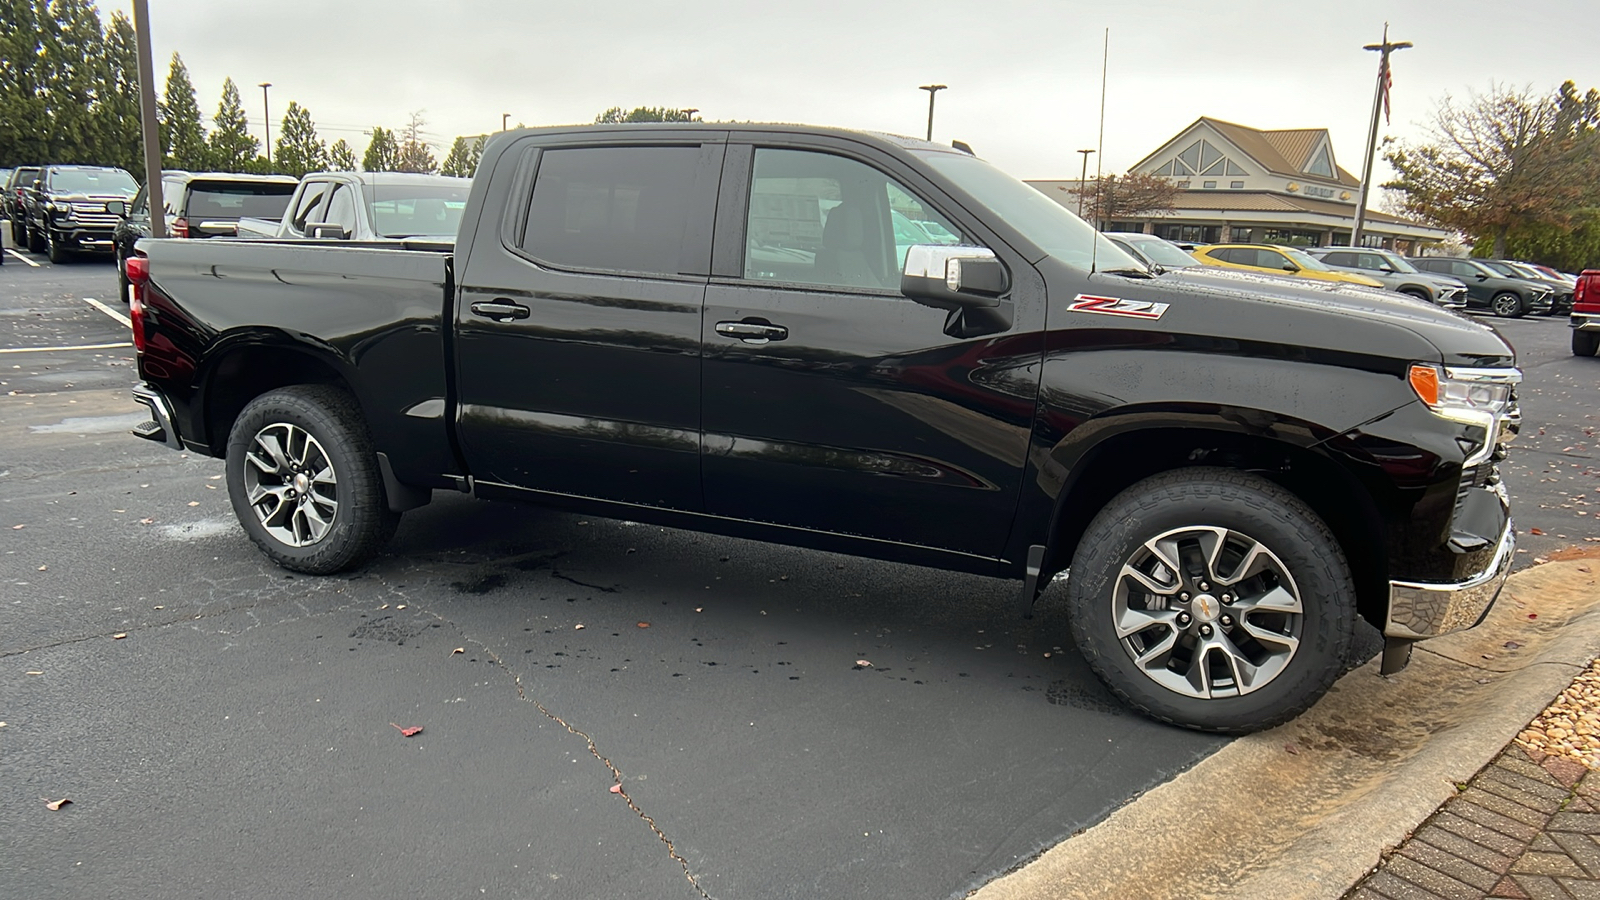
<box><xmin>242</xmin><ymin>422</ymin><xmax>339</xmax><ymax>547</ymax></box>
<box><xmin>1111</xmin><ymin>525</ymin><xmax>1303</xmax><ymax>699</ymax></box>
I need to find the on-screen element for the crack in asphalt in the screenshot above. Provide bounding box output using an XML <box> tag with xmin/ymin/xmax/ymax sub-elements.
<box><xmin>401</xmin><ymin>593</ymin><xmax>713</xmax><ymax>899</ymax></box>
<box><xmin>550</xmin><ymin>570</ymin><xmax>620</xmax><ymax>593</ymax></box>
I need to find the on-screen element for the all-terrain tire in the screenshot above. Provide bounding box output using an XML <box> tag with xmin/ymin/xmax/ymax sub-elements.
<box><xmin>1066</xmin><ymin>467</ymin><xmax>1355</xmax><ymax>734</ymax></box>
<box><xmin>225</xmin><ymin>385</ymin><xmax>400</xmax><ymax>574</ymax></box>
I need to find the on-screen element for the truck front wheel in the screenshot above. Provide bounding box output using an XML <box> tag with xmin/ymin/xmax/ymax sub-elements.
<box><xmin>1066</xmin><ymin>468</ymin><xmax>1354</xmax><ymax>734</ymax></box>
<box><xmin>225</xmin><ymin>386</ymin><xmax>400</xmax><ymax>574</ymax></box>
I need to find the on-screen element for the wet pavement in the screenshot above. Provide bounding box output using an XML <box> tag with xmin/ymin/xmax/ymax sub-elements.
<box><xmin>2</xmin><ymin>248</ymin><xmax>1592</xmax><ymax>898</ymax></box>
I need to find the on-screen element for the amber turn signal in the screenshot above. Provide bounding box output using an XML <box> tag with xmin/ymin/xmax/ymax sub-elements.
<box><xmin>1408</xmin><ymin>364</ymin><xmax>1439</xmax><ymax>406</ymax></box>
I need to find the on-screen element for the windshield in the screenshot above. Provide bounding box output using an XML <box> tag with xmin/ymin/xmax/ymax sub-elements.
<box><xmin>1124</xmin><ymin>236</ymin><xmax>1200</xmax><ymax>268</ymax></box>
<box><xmin>1506</xmin><ymin>262</ymin><xmax>1546</xmax><ymax>281</ymax></box>
<box><xmin>1283</xmin><ymin>248</ymin><xmax>1334</xmax><ymax>272</ymax></box>
<box><xmin>919</xmin><ymin>152</ymin><xmax>1142</xmax><ymax>271</ymax></box>
<box><xmin>1480</xmin><ymin>261</ymin><xmax>1522</xmax><ymax>278</ymax></box>
<box><xmin>368</xmin><ymin>181</ymin><xmax>471</xmax><ymax>237</ymax></box>
<box><xmin>1379</xmin><ymin>253</ymin><xmax>1421</xmax><ymax>274</ymax></box>
<box><xmin>47</xmin><ymin>168</ymin><xmax>138</xmax><ymax>195</ymax></box>
<box><xmin>186</xmin><ymin>182</ymin><xmax>297</xmax><ymax>219</ymax></box>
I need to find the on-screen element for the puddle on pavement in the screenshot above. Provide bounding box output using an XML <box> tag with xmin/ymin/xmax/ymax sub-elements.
<box><xmin>158</xmin><ymin>517</ymin><xmax>238</xmax><ymax>540</ymax></box>
<box><xmin>29</xmin><ymin>411</ymin><xmax>149</xmax><ymax>434</ymax></box>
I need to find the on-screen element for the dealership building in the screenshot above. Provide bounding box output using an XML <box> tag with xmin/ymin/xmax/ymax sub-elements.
<box><xmin>1028</xmin><ymin>116</ymin><xmax>1450</xmax><ymax>251</ymax></box>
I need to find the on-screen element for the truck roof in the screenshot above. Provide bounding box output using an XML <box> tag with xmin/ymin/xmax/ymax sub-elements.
<box><xmin>499</xmin><ymin>123</ymin><xmax>971</xmax><ymax>156</ymax></box>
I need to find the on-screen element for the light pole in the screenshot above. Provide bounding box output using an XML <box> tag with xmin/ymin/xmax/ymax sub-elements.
<box><xmin>1076</xmin><ymin>149</ymin><xmax>1096</xmax><ymax>217</ymax></box>
<box><xmin>682</xmin><ymin>108</ymin><xmax>699</xmax><ymax>122</ymax></box>
<box><xmin>131</xmin><ymin>0</ymin><xmax>164</xmax><ymax>237</ymax></box>
<box><xmin>502</xmin><ymin>113</ymin><xmax>509</xmax><ymax>131</ymax></box>
<box><xmin>259</xmin><ymin>82</ymin><xmax>273</xmax><ymax>165</ymax></box>
<box><xmin>918</xmin><ymin>84</ymin><xmax>946</xmax><ymax>142</ymax></box>
<box><xmin>1351</xmin><ymin>25</ymin><xmax>1411</xmax><ymax>249</ymax></box>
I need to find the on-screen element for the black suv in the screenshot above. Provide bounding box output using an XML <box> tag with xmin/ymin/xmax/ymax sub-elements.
<box><xmin>1409</xmin><ymin>256</ymin><xmax>1554</xmax><ymax>318</ymax></box>
<box><xmin>110</xmin><ymin>171</ymin><xmax>299</xmax><ymax>300</ymax></box>
<box><xmin>5</xmin><ymin>166</ymin><xmax>40</xmax><ymax>248</ymax></box>
<box><xmin>23</xmin><ymin>165</ymin><xmax>140</xmax><ymax>262</ymax></box>
<box><xmin>1480</xmin><ymin>259</ymin><xmax>1574</xmax><ymax>315</ymax></box>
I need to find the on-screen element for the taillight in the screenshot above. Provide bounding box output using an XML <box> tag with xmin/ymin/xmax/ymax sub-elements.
<box><xmin>171</xmin><ymin>217</ymin><xmax>189</xmax><ymax>238</ymax></box>
<box><xmin>1576</xmin><ymin>271</ymin><xmax>1600</xmax><ymax>313</ymax></box>
<box><xmin>125</xmin><ymin>256</ymin><xmax>149</xmax><ymax>352</ymax></box>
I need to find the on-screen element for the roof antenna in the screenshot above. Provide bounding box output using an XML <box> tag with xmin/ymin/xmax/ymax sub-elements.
<box><xmin>1089</xmin><ymin>26</ymin><xmax>1109</xmax><ymax>275</ymax></box>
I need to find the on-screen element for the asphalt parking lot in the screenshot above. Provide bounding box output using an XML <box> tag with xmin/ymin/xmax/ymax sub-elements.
<box><xmin>2</xmin><ymin>243</ymin><xmax>1595</xmax><ymax>899</ymax></box>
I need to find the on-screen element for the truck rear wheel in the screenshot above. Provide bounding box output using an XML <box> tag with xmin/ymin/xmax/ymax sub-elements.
<box><xmin>1576</xmin><ymin>330</ymin><xmax>1600</xmax><ymax>358</ymax></box>
<box><xmin>1066</xmin><ymin>467</ymin><xmax>1354</xmax><ymax>734</ymax></box>
<box><xmin>225</xmin><ymin>385</ymin><xmax>400</xmax><ymax>574</ymax></box>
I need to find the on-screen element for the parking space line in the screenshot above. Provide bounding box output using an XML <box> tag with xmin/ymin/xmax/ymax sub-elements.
<box><xmin>4</xmin><ymin>248</ymin><xmax>40</xmax><ymax>267</ymax></box>
<box><xmin>82</xmin><ymin>296</ymin><xmax>132</xmax><ymax>329</ymax></box>
<box><xmin>0</xmin><ymin>341</ymin><xmax>133</xmax><ymax>354</ymax></box>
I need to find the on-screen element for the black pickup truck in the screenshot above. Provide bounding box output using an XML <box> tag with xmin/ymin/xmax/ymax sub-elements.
<box><xmin>125</xmin><ymin>124</ymin><xmax>1521</xmax><ymax>733</ymax></box>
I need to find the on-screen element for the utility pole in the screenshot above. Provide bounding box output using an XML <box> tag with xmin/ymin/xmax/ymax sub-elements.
<box><xmin>1077</xmin><ymin>149</ymin><xmax>1096</xmax><ymax>217</ymax></box>
<box><xmin>131</xmin><ymin>0</ymin><xmax>164</xmax><ymax>237</ymax></box>
<box><xmin>682</xmin><ymin>108</ymin><xmax>699</xmax><ymax>122</ymax></box>
<box><xmin>259</xmin><ymin>82</ymin><xmax>273</xmax><ymax>165</ymax></box>
<box><xmin>1351</xmin><ymin>24</ymin><xmax>1411</xmax><ymax>249</ymax></box>
<box><xmin>918</xmin><ymin>84</ymin><xmax>946</xmax><ymax>142</ymax></box>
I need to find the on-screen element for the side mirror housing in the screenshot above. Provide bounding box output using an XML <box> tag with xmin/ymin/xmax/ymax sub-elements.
<box><xmin>1281</xmin><ymin>263</ymin><xmax>1298</xmax><ymax>272</ymax></box>
<box><xmin>105</xmin><ymin>199</ymin><xmax>127</xmax><ymax>218</ymax></box>
<box><xmin>900</xmin><ymin>245</ymin><xmax>1008</xmax><ymax>311</ymax></box>
<box><xmin>1379</xmin><ymin>264</ymin><xmax>1396</xmax><ymax>273</ymax></box>
<box><xmin>1476</xmin><ymin>273</ymin><xmax>1489</xmax><ymax>281</ymax></box>
<box><xmin>306</xmin><ymin>222</ymin><xmax>350</xmax><ymax>240</ymax></box>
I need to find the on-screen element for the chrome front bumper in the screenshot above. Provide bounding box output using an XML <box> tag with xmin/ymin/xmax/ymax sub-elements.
<box><xmin>1385</xmin><ymin>512</ymin><xmax>1516</xmax><ymax>640</ymax></box>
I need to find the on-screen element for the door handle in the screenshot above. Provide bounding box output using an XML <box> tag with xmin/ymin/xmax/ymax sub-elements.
<box><xmin>715</xmin><ymin>320</ymin><xmax>788</xmax><ymax>343</ymax></box>
<box><xmin>469</xmin><ymin>299</ymin><xmax>531</xmax><ymax>321</ymax></box>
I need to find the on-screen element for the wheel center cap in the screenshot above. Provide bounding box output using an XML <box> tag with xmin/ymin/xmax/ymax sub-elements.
<box><xmin>293</xmin><ymin>473</ymin><xmax>310</xmax><ymax>494</ymax></box>
<box><xmin>1191</xmin><ymin>594</ymin><xmax>1220</xmax><ymax>624</ymax></box>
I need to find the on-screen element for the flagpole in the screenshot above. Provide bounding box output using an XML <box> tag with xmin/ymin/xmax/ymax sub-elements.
<box><xmin>1351</xmin><ymin>24</ymin><xmax>1412</xmax><ymax>249</ymax></box>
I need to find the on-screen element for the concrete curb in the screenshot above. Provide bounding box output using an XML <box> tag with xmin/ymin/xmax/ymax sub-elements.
<box><xmin>972</xmin><ymin>556</ymin><xmax>1600</xmax><ymax>900</ymax></box>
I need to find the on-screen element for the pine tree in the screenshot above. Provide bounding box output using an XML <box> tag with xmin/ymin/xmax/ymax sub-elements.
<box><xmin>93</xmin><ymin>11</ymin><xmax>143</xmax><ymax>175</ymax></box>
<box><xmin>0</xmin><ymin>0</ymin><xmax>54</xmax><ymax>164</ymax></box>
<box><xmin>328</xmin><ymin>139</ymin><xmax>358</xmax><ymax>172</ymax></box>
<box><xmin>43</xmin><ymin>0</ymin><xmax>105</xmax><ymax>163</ymax></box>
<box><xmin>161</xmin><ymin>53</ymin><xmax>208</xmax><ymax>170</ymax></box>
<box><xmin>361</xmin><ymin>126</ymin><xmax>399</xmax><ymax>172</ymax></box>
<box><xmin>274</xmin><ymin>101</ymin><xmax>327</xmax><ymax>177</ymax></box>
<box><xmin>207</xmin><ymin>77</ymin><xmax>259</xmax><ymax>171</ymax></box>
<box><xmin>439</xmin><ymin>135</ymin><xmax>485</xmax><ymax>177</ymax></box>
<box><xmin>395</xmin><ymin>111</ymin><xmax>437</xmax><ymax>174</ymax></box>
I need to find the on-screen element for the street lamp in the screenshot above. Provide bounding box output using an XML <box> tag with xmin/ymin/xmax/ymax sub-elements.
<box><xmin>1351</xmin><ymin>25</ymin><xmax>1412</xmax><ymax>249</ymax></box>
<box><xmin>682</xmin><ymin>108</ymin><xmax>699</xmax><ymax>122</ymax></box>
<box><xmin>918</xmin><ymin>84</ymin><xmax>946</xmax><ymax>142</ymax></box>
<box><xmin>1077</xmin><ymin>149</ymin><xmax>1096</xmax><ymax>217</ymax></box>
<box><xmin>259</xmin><ymin>82</ymin><xmax>273</xmax><ymax>164</ymax></box>
<box><xmin>502</xmin><ymin>112</ymin><xmax>510</xmax><ymax>131</ymax></box>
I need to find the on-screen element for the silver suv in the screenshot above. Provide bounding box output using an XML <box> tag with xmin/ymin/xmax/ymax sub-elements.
<box><xmin>1306</xmin><ymin>248</ymin><xmax>1468</xmax><ymax>308</ymax></box>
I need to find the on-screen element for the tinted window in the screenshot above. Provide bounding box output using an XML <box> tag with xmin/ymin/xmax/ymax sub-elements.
<box><xmin>1254</xmin><ymin>249</ymin><xmax>1290</xmax><ymax>269</ymax></box>
<box><xmin>1356</xmin><ymin>253</ymin><xmax>1388</xmax><ymax>270</ymax></box>
<box><xmin>47</xmin><ymin>167</ymin><xmax>138</xmax><ymax>195</ymax></box>
<box><xmin>521</xmin><ymin>146</ymin><xmax>698</xmax><ymax>276</ymax></box>
<box><xmin>290</xmin><ymin>181</ymin><xmax>332</xmax><ymax>232</ymax></box>
<box><xmin>185</xmin><ymin>182</ymin><xmax>297</xmax><ymax>219</ymax></box>
<box><xmin>1450</xmin><ymin>261</ymin><xmax>1481</xmax><ymax>279</ymax></box>
<box><xmin>368</xmin><ymin>181</ymin><xmax>470</xmax><ymax>237</ymax></box>
<box><xmin>129</xmin><ymin>185</ymin><xmax>148</xmax><ymax>217</ymax></box>
<box><xmin>744</xmin><ymin>148</ymin><xmax>968</xmax><ymax>290</ymax></box>
<box><xmin>1322</xmin><ymin>251</ymin><xmax>1356</xmax><ymax>267</ymax></box>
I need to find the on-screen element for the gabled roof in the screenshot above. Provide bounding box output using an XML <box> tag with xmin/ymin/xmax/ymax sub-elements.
<box><xmin>1134</xmin><ymin>117</ymin><xmax>1360</xmax><ymax>187</ymax></box>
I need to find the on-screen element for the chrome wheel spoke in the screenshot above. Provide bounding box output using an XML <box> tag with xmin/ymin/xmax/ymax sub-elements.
<box><xmin>1119</xmin><ymin>563</ymin><xmax>1177</xmax><ymax>598</ymax></box>
<box><xmin>251</xmin><ymin>432</ymin><xmax>293</xmax><ymax>475</ymax></box>
<box><xmin>1132</xmin><ymin>628</ymin><xmax>1178</xmax><ymax>670</ymax></box>
<box><xmin>1235</xmin><ymin>584</ymin><xmax>1302</xmax><ymax>616</ymax></box>
<box><xmin>1241</xmin><ymin>620</ymin><xmax>1299</xmax><ymax>654</ymax></box>
<box><xmin>1115</xmin><ymin>605</ymin><xmax>1178</xmax><ymax>640</ymax></box>
<box><xmin>241</xmin><ymin>422</ymin><xmax>338</xmax><ymax>548</ymax></box>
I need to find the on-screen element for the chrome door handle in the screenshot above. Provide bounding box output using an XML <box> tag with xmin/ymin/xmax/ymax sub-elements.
<box><xmin>469</xmin><ymin>299</ymin><xmax>531</xmax><ymax>321</ymax></box>
<box><xmin>715</xmin><ymin>320</ymin><xmax>788</xmax><ymax>343</ymax></box>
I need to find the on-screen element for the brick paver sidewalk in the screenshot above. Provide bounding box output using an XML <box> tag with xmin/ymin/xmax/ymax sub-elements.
<box><xmin>1348</xmin><ymin>746</ymin><xmax>1600</xmax><ymax>899</ymax></box>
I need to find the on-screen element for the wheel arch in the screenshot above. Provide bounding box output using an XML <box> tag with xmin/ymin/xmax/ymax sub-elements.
<box><xmin>1042</xmin><ymin>417</ymin><xmax>1390</xmax><ymax>630</ymax></box>
<box><xmin>197</xmin><ymin>336</ymin><xmax>358</xmax><ymax>456</ymax></box>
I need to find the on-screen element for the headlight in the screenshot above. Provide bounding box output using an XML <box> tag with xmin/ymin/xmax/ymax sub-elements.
<box><xmin>50</xmin><ymin>201</ymin><xmax>72</xmax><ymax>214</ymax></box>
<box><xmin>1409</xmin><ymin>364</ymin><xmax>1521</xmax><ymax>465</ymax></box>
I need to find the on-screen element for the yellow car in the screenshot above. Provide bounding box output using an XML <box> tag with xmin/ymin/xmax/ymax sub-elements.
<box><xmin>1191</xmin><ymin>244</ymin><xmax>1386</xmax><ymax>288</ymax></box>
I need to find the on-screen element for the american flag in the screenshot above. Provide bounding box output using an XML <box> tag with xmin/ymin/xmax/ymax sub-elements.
<box><xmin>1380</xmin><ymin>53</ymin><xmax>1394</xmax><ymax>125</ymax></box>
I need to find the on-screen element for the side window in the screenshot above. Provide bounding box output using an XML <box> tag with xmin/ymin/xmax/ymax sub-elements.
<box><xmin>161</xmin><ymin>177</ymin><xmax>183</xmax><ymax>216</ymax></box>
<box><xmin>1322</xmin><ymin>251</ymin><xmax>1354</xmax><ymax>267</ymax></box>
<box><xmin>321</xmin><ymin>186</ymin><xmax>359</xmax><ymax>234</ymax></box>
<box><xmin>290</xmin><ymin>181</ymin><xmax>332</xmax><ymax>233</ymax></box>
<box><xmin>1357</xmin><ymin>253</ymin><xmax>1387</xmax><ymax>270</ymax></box>
<box><xmin>1255</xmin><ymin>249</ymin><xmax>1289</xmax><ymax>269</ymax></box>
<box><xmin>129</xmin><ymin>186</ymin><xmax>148</xmax><ymax>217</ymax></box>
<box><xmin>1451</xmin><ymin>261</ymin><xmax>1479</xmax><ymax>279</ymax></box>
<box><xmin>520</xmin><ymin>145</ymin><xmax>700</xmax><ymax>276</ymax></box>
<box><xmin>744</xmin><ymin>148</ymin><xmax>963</xmax><ymax>291</ymax></box>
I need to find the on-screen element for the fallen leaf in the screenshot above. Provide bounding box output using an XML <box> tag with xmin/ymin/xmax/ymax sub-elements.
<box><xmin>205</xmin><ymin>484</ymin><xmax>216</xmax><ymax>489</ymax></box>
<box><xmin>389</xmin><ymin>723</ymin><xmax>423</xmax><ymax>737</ymax></box>
<box><xmin>1529</xmin><ymin>613</ymin><xmax>1539</xmax><ymax>620</ymax></box>
<box><xmin>608</xmin><ymin>784</ymin><xmax>623</xmax><ymax>794</ymax></box>
<box><xmin>1530</xmin><ymin>527</ymin><xmax>1546</xmax><ymax>535</ymax></box>
<box><xmin>153</xmin><ymin>606</ymin><xmax>163</xmax><ymax>610</ymax></box>
<box><xmin>636</xmin><ymin>622</ymin><xmax>650</xmax><ymax>628</ymax></box>
<box><xmin>112</xmin><ymin>633</ymin><xmax>126</xmax><ymax>640</ymax></box>
<box><xmin>10</xmin><ymin>524</ymin><xmax>23</xmax><ymax>530</ymax></box>
<box><xmin>1504</xmin><ymin>640</ymin><xmax>1522</xmax><ymax>650</ymax></box>
<box><xmin>1284</xmin><ymin>743</ymin><xmax>1300</xmax><ymax>755</ymax></box>
<box><xmin>855</xmin><ymin>660</ymin><xmax>872</xmax><ymax>667</ymax></box>
<box><xmin>26</xmin><ymin>670</ymin><xmax>43</xmax><ymax>675</ymax></box>
<box><xmin>452</xmin><ymin>647</ymin><xmax>464</xmax><ymax>654</ymax></box>
<box><xmin>45</xmin><ymin>798</ymin><xmax>71</xmax><ymax>811</ymax></box>
<box><xmin>396</xmin><ymin>605</ymin><xmax>405</xmax><ymax>610</ymax></box>
<box><xmin>208</xmin><ymin>475</ymin><xmax>222</xmax><ymax>480</ymax></box>
<box><xmin>574</xmin><ymin>624</ymin><xmax>585</xmax><ymax>630</ymax></box>
<box><xmin>138</xmin><ymin>517</ymin><xmax>153</xmax><ymax>525</ymax></box>
<box><xmin>36</xmin><ymin>565</ymin><xmax>46</xmax><ymax>571</ymax></box>
<box><xmin>695</xmin><ymin>608</ymin><xmax>703</xmax><ymax>613</ymax></box>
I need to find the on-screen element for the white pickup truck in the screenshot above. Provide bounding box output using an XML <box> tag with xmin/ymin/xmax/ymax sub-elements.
<box><xmin>237</xmin><ymin>171</ymin><xmax>470</xmax><ymax>241</ymax></box>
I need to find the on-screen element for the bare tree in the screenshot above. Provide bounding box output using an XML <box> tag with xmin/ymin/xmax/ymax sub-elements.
<box><xmin>1073</xmin><ymin>172</ymin><xmax>1180</xmax><ymax>226</ymax></box>
<box><xmin>395</xmin><ymin>110</ymin><xmax>438</xmax><ymax>174</ymax></box>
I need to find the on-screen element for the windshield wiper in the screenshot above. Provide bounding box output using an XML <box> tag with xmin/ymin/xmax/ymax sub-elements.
<box><xmin>1098</xmin><ymin>266</ymin><xmax>1154</xmax><ymax>279</ymax></box>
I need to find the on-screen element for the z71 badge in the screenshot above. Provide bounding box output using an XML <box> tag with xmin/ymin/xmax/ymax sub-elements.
<box><xmin>1067</xmin><ymin>294</ymin><xmax>1170</xmax><ymax>320</ymax></box>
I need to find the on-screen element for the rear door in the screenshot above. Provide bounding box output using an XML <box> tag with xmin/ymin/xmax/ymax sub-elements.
<box><xmin>699</xmin><ymin>137</ymin><xmax>1040</xmax><ymax>559</ymax></box>
<box><xmin>453</xmin><ymin>133</ymin><xmax>725</xmax><ymax>511</ymax></box>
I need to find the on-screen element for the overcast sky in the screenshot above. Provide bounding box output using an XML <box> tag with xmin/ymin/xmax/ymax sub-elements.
<box><xmin>103</xmin><ymin>0</ymin><xmax>1592</xmax><ymax>182</ymax></box>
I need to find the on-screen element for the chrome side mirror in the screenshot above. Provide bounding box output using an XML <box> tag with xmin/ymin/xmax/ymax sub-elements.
<box><xmin>900</xmin><ymin>245</ymin><xmax>1008</xmax><ymax>311</ymax></box>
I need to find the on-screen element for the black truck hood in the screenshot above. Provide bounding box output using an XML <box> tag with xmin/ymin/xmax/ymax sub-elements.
<box><xmin>1157</xmin><ymin>266</ymin><xmax>1515</xmax><ymax>368</ymax></box>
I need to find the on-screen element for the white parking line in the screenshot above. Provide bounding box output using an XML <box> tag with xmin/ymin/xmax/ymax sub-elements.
<box><xmin>0</xmin><ymin>341</ymin><xmax>133</xmax><ymax>354</ymax></box>
<box><xmin>82</xmin><ymin>296</ymin><xmax>133</xmax><ymax>328</ymax></box>
<box><xmin>4</xmin><ymin>248</ymin><xmax>40</xmax><ymax>267</ymax></box>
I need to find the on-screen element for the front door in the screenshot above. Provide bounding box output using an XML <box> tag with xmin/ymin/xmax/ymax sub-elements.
<box><xmin>454</xmin><ymin>137</ymin><xmax>724</xmax><ymax>511</ymax></box>
<box><xmin>700</xmin><ymin>143</ymin><xmax>1041</xmax><ymax>559</ymax></box>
